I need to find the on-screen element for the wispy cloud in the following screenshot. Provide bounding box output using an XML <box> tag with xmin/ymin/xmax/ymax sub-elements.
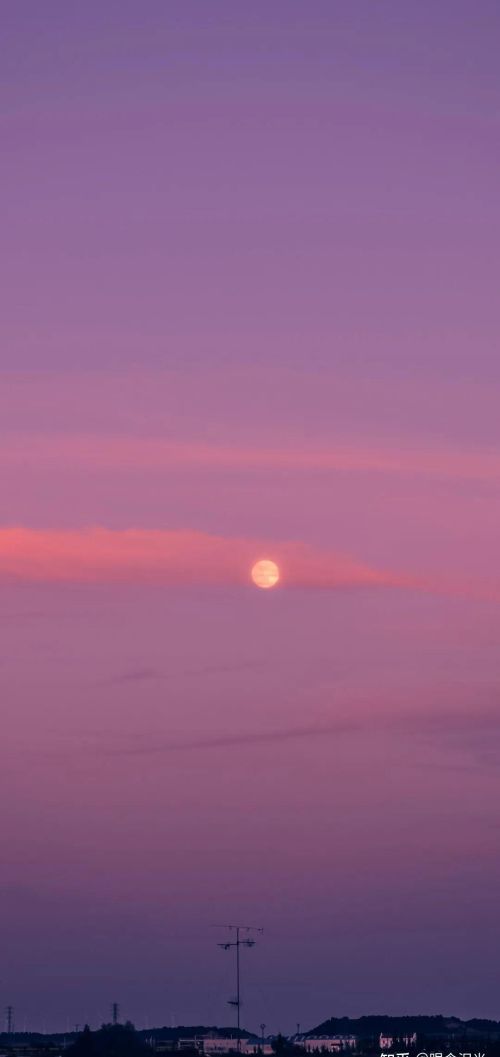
<box><xmin>2</xmin><ymin>432</ymin><xmax>500</xmax><ymax>484</ymax></box>
<box><xmin>0</xmin><ymin>525</ymin><xmax>498</xmax><ymax>602</ymax></box>
<box><xmin>92</xmin><ymin>719</ymin><xmax>362</xmax><ymax>757</ymax></box>
<box><xmin>0</xmin><ymin>525</ymin><xmax>398</xmax><ymax>590</ymax></box>
<box><xmin>102</xmin><ymin>659</ymin><xmax>264</xmax><ymax>686</ymax></box>
<box><xmin>104</xmin><ymin>667</ymin><xmax>162</xmax><ymax>685</ymax></box>
<box><xmin>68</xmin><ymin>701</ymin><xmax>500</xmax><ymax>761</ymax></box>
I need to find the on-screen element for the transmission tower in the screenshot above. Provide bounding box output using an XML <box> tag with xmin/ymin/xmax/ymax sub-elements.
<box><xmin>6</xmin><ymin>1007</ymin><xmax>14</xmax><ymax>1035</ymax></box>
<box><xmin>112</xmin><ymin>1004</ymin><xmax>120</xmax><ymax>1026</ymax></box>
<box><xmin>215</xmin><ymin>924</ymin><xmax>263</xmax><ymax>1052</ymax></box>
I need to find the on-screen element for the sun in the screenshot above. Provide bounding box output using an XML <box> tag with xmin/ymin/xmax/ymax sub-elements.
<box><xmin>251</xmin><ymin>559</ymin><xmax>280</xmax><ymax>590</ymax></box>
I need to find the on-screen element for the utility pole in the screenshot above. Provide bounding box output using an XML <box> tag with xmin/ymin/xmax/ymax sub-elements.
<box><xmin>6</xmin><ymin>1007</ymin><xmax>14</xmax><ymax>1035</ymax></box>
<box><xmin>216</xmin><ymin>925</ymin><xmax>263</xmax><ymax>1053</ymax></box>
<box><xmin>112</xmin><ymin>1004</ymin><xmax>120</xmax><ymax>1026</ymax></box>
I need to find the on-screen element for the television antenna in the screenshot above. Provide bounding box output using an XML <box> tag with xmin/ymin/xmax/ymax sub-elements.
<box><xmin>214</xmin><ymin>925</ymin><xmax>263</xmax><ymax>1052</ymax></box>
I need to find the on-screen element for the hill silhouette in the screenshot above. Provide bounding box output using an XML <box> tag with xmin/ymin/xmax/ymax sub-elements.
<box><xmin>309</xmin><ymin>1016</ymin><xmax>500</xmax><ymax>1040</ymax></box>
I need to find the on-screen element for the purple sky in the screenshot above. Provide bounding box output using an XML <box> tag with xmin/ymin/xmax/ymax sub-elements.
<box><xmin>2</xmin><ymin>0</ymin><xmax>500</xmax><ymax>1035</ymax></box>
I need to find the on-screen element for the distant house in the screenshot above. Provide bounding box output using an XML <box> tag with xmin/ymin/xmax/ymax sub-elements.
<box><xmin>202</xmin><ymin>1041</ymin><xmax>240</xmax><ymax>1054</ymax></box>
<box><xmin>180</xmin><ymin>1036</ymin><xmax>273</xmax><ymax>1056</ymax></box>
<box><xmin>302</xmin><ymin>1036</ymin><xmax>358</xmax><ymax>1053</ymax></box>
<box><xmin>379</xmin><ymin>1035</ymin><xmax>417</xmax><ymax>1050</ymax></box>
<box><xmin>242</xmin><ymin>1042</ymin><xmax>274</xmax><ymax>1056</ymax></box>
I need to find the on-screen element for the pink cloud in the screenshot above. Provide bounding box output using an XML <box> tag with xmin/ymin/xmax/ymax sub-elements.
<box><xmin>2</xmin><ymin>432</ymin><xmax>500</xmax><ymax>483</ymax></box>
<box><xmin>1</xmin><ymin>527</ymin><xmax>498</xmax><ymax>603</ymax></box>
<box><xmin>0</xmin><ymin>526</ymin><xmax>397</xmax><ymax>589</ymax></box>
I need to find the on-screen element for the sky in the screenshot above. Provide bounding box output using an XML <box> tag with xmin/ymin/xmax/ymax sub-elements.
<box><xmin>1</xmin><ymin>0</ymin><xmax>500</xmax><ymax>1036</ymax></box>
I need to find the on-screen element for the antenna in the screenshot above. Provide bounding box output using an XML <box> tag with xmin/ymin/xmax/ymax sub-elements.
<box><xmin>215</xmin><ymin>925</ymin><xmax>263</xmax><ymax>1053</ymax></box>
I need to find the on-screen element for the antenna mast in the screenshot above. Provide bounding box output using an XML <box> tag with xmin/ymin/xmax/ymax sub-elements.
<box><xmin>216</xmin><ymin>924</ymin><xmax>263</xmax><ymax>1053</ymax></box>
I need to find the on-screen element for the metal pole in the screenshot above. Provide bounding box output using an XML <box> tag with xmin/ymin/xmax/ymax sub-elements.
<box><xmin>215</xmin><ymin>924</ymin><xmax>263</xmax><ymax>1055</ymax></box>
<box><xmin>236</xmin><ymin>928</ymin><xmax>241</xmax><ymax>1051</ymax></box>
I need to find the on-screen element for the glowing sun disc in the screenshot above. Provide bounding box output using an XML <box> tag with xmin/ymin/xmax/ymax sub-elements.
<box><xmin>251</xmin><ymin>559</ymin><xmax>280</xmax><ymax>590</ymax></box>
